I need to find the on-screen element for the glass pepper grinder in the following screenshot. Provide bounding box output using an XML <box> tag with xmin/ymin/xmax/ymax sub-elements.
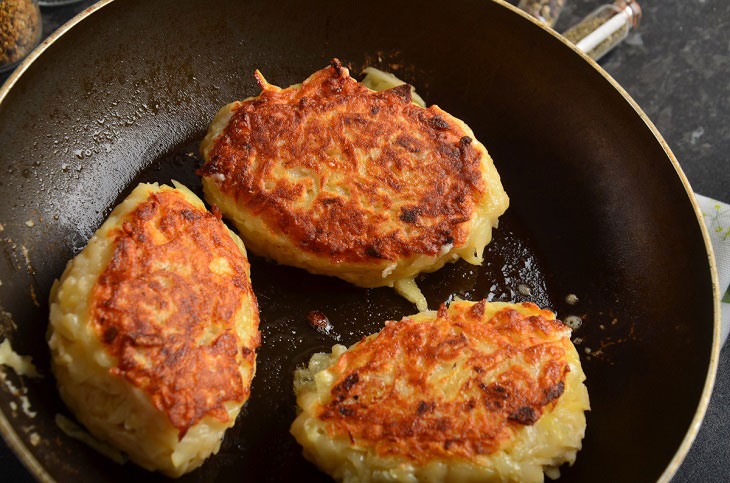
<box><xmin>518</xmin><ymin>0</ymin><xmax>567</xmax><ymax>28</ymax></box>
<box><xmin>563</xmin><ymin>0</ymin><xmax>642</xmax><ymax>61</ymax></box>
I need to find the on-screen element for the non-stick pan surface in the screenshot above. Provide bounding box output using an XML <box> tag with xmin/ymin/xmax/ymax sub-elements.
<box><xmin>0</xmin><ymin>0</ymin><xmax>719</xmax><ymax>481</ymax></box>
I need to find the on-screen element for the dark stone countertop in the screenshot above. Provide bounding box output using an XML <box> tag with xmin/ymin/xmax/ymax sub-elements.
<box><xmin>1</xmin><ymin>0</ymin><xmax>728</xmax><ymax>481</ymax></box>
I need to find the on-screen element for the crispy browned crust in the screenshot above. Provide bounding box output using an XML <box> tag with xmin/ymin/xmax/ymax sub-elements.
<box><xmin>90</xmin><ymin>191</ymin><xmax>260</xmax><ymax>438</ymax></box>
<box><xmin>317</xmin><ymin>301</ymin><xmax>571</xmax><ymax>463</ymax></box>
<box><xmin>199</xmin><ymin>59</ymin><xmax>487</xmax><ymax>263</ymax></box>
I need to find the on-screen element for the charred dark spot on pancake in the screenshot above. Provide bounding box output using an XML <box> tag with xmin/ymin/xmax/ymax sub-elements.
<box><xmin>508</xmin><ymin>406</ymin><xmax>539</xmax><ymax>425</ymax></box>
<box><xmin>102</xmin><ymin>326</ymin><xmax>118</xmax><ymax>344</ymax></box>
<box><xmin>196</xmin><ymin>155</ymin><xmax>222</xmax><ymax>178</ymax></box>
<box><xmin>180</xmin><ymin>209</ymin><xmax>201</xmax><ymax>221</ymax></box>
<box><xmin>417</xmin><ymin>401</ymin><xmax>435</xmax><ymax>415</ymax></box>
<box><xmin>365</xmin><ymin>245</ymin><xmax>386</xmax><ymax>259</ymax></box>
<box><xmin>343</xmin><ymin>114</ymin><xmax>368</xmax><ymax>126</ymax></box>
<box><xmin>449</xmin><ymin>216</ymin><xmax>471</xmax><ymax>225</ymax></box>
<box><xmin>543</xmin><ymin>381</ymin><xmax>565</xmax><ymax>404</ymax></box>
<box><xmin>338</xmin><ymin>373</ymin><xmax>359</xmax><ymax>393</ymax></box>
<box><xmin>479</xmin><ymin>381</ymin><xmax>510</xmax><ymax>411</ymax></box>
<box><xmin>395</xmin><ymin>134</ymin><xmax>422</xmax><ymax>153</ymax></box>
<box><xmin>388</xmin><ymin>83</ymin><xmax>412</xmax><ymax>103</ymax></box>
<box><xmin>91</xmin><ymin>191</ymin><xmax>259</xmax><ymax>438</ymax></box>
<box><xmin>459</xmin><ymin>136</ymin><xmax>476</xmax><ymax>166</ymax></box>
<box><xmin>438</xmin><ymin>144</ymin><xmax>460</xmax><ymax>159</ymax></box>
<box><xmin>339</xmin><ymin>406</ymin><xmax>354</xmax><ymax>416</ymax></box>
<box><xmin>399</xmin><ymin>206</ymin><xmax>420</xmax><ymax>223</ymax></box>
<box><xmin>428</xmin><ymin>115</ymin><xmax>450</xmax><ymax>130</ymax></box>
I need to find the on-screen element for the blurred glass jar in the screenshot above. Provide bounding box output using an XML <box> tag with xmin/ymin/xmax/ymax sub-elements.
<box><xmin>0</xmin><ymin>0</ymin><xmax>43</xmax><ymax>72</ymax></box>
<box><xmin>563</xmin><ymin>0</ymin><xmax>642</xmax><ymax>61</ymax></box>
<box><xmin>518</xmin><ymin>0</ymin><xmax>566</xmax><ymax>28</ymax></box>
<box><xmin>38</xmin><ymin>1</ymin><xmax>84</xmax><ymax>5</ymax></box>
<box><xmin>0</xmin><ymin>0</ymin><xmax>42</xmax><ymax>73</ymax></box>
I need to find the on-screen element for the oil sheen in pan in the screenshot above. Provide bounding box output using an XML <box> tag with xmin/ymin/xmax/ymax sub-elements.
<box><xmin>111</xmin><ymin>136</ymin><xmax>565</xmax><ymax>481</ymax></box>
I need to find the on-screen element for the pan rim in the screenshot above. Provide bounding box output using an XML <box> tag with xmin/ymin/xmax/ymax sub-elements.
<box><xmin>0</xmin><ymin>1</ymin><xmax>720</xmax><ymax>482</ymax></box>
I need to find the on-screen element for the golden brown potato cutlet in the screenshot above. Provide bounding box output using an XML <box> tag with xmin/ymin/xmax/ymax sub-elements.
<box><xmin>199</xmin><ymin>59</ymin><xmax>509</xmax><ymax>310</ymax></box>
<box><xmin>291</xmin><ymin>300</ymin><xmax>589</xmax><ymax>482</ymax></box>
<box><xmin>48</xmin><ymin>182</ymin><xmax>260</xmax><ymax>477</ymax></box>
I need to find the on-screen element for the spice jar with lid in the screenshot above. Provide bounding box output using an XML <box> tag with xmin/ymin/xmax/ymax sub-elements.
<box><xmin>563</xmin><ymin>0</ymin><xmax>642</xmax><ymax>61</ymax></box>
<box><xmin>518</xmin><ymin>0</ymin><xmax>567</xmax><ymax>28</ymax></box>
<box><xmin>0</xmin><ymin>0</ymin><xmax>42</xmax><ymax>73</ymax></box>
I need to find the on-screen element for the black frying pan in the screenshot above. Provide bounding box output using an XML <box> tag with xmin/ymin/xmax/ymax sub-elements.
<box><xmin>0</xmin><ymin>0</ymin><xmax>720</xmax><ymax>481</ymax></box>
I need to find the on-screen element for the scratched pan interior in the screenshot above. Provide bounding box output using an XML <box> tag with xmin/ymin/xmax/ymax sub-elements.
<box><xmin>0</xmin><ymin>0</ymin><xmax>716</xmax><ymax>481</ymax></box>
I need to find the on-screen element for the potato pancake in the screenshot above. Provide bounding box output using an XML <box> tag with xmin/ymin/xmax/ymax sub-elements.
<box><xmin>199</xmin><ymin>59</ymin><xmax>509</xmax><ymax>310</ymax></box>
<box><xmin>291</xmin><ymin>300</ymin><xmax>589</xmax><ymax>482</ymax></box>
<box><xmin>48</xmin><ymin>182</ymin><xmax>260</xmax><ymax>477</ymax></box>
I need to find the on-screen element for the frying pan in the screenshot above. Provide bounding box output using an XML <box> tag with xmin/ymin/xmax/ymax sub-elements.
<box><xmin>0</xmin><ymin>0</ymin><xmax>720</xmax><ymax>481</ymax></box>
